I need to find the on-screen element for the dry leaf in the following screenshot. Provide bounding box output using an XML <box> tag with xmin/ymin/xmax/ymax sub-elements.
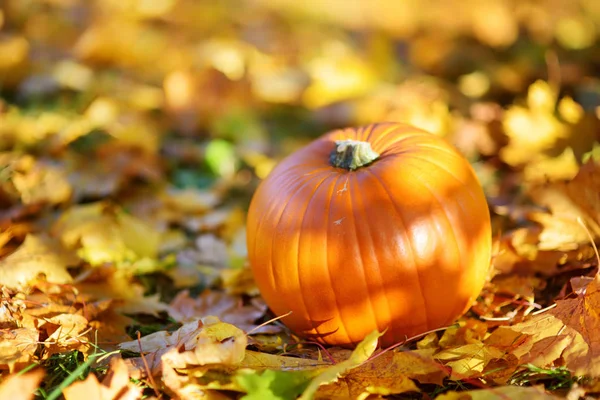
<box><xmin>53</xmin><ymin>202</ymin><xmax>160</xmax><ymax>267</ymax></box>
<box><xmin>316</xmin><ymin>349</ymin><xmax>446</xmax><ymax>399</ymax></box>
<box><xmin>299</xmin><ymin>330</ymin><xmax>382</xmax><ymax>400</ymax></box>
<box><xmin>437</xmin><ymin>385</ymin><xmax>559</xmax><ymax>400</ymax></box>
<box><xmin>0</xmin><ymin>234</ymin><xmax>78</xmax><ymax>288</ymax></box>
<box><xmin>63</xmin><ymin>357</ymin><xmax>142</xmax><ymax>400</ymax></box>
<box><xmin>0</xmin><ymin>328</ymin><xmax>39</xmax><ymax>371</ymax></box>
<box><xmin>0</xmin><ymin>369</ymin><xmax>44</xmax><ymax>400</ymax></box>
<box><xmin>168</xmin><ymin>290</ymin><xmax>278</xmax><ymax>334</ymax></box>
<box><xmin>528</xmin><ymin>159</ymin><xmax>600</xmax><ymax>251</ymax></box>
<box><xmin>487</xmin><ymin>275</ymin><xmax>600</xmax><ymax>376</ymax></box>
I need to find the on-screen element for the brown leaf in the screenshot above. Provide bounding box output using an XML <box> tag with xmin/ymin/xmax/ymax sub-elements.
<box><xmin>120</xmin><ymin>317</ymin><xmax>248</xmax><ymax>376</ymax></box>
<box><xmin>437</xmin><ymin>385</ymin><xmax>560</xmax><ymax>400</ymax></box>
<box><xmin>0</xmin><ymin>328</ymin><xmax>39</xmax><ymax>371</ymax></box>
<box><xmin>528</xmin><ymin>160</ymin><xmax>600</xmax><ymax>251</ymax></box>
<box><xmin>486</xmin><ymin>275</ymin><xmax>600</xmax><ymax>376</ymax></box>
<box><xmin>316</xmin><ymin>349</ymin><xmax>446</xmax><ymax>399</ymax></box>
<box><xmin>168</xmin><ymin>290</ymin><xmax>279</xmax><ymax>334</ymax></box>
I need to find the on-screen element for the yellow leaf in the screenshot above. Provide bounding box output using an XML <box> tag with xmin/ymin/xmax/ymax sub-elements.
<box><xmin>316</xmin><ymin>349</ymin><xmax>446</xmax><ymax>399</ymax></box>
<box><xmin>299</xmin><ymin>330</ymin><xmax>382</xmax><ymax>400</ymax></box>
<box><xmin>527</xmin><ymin>160</ymin><xmax>600</xmax><ymax>251</ymax></box>
<box><xmin>0</xmin><ymin>234</ymin><xmax>78</xmax><ymax>288</ymax></box>
<box><xmin>0</xmin><ymin>370</ymin><xmax>44</xmax><ymax>400</ymax></box>
<box><xmin>240</xmin><ymin>350</ymin><xmax>328</xmax><ymax>370</ymax></box>
<box><xmin>0</xmin><ymin>328</ymin><xmax>39</xmax><ymax>371</ymax></box>
<box><xmin>53</xmin><ymin>202</ymin><xmax>160</xmax><ymax>267</ymax></box>
<box><xmin>435</xmin><ymin>343</ymin><xmax>504</xmax><ymax>379</ymax></box>
<box><xmin>436</xmin><ymin>385</ymin><xmax>559</xmax><ymax>400</ymax></box>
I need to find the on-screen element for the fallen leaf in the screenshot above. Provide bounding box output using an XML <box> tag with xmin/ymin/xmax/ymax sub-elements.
<box><xmin>299</xmin><ymin>330</ymin><xmax>382</xmax><ymax>400</ymax></box>
<box><xmin>63</xmin><ymin>357</ymin><xmax>142</xmax><ymax>400</ymax></box>
<box><xmin>0</xmin><ymin>234</ymin><xmax>78</xmax><ymax>288</ymax></box>
<box><xmin>240</xmin><ymin>350</ymin><xmax>328</xmax><ymax>370</ymax></box>
<box><xmin>527</xmin><ymin>160</ymin><xmax>600</xmax><ymax>251</ymax></box>
<box><xmin>316</xmin><ymin>349</ymin><xmax>445</xmax><ymax>399</ymax></box>
<box><xmin>11</xmin><ymin>159</ymin><xmax>72</xmax><ymax>205</ymax></box>
<box><xmin>0</xmin><ymin>328</ymin><xmax>39</xmax><ymax>371</ymax></box>
<box><xmin>436</xmin><ymin>385</ymin><xmax>560</xmax><ymax>400</ymax></box>
<box><xmin>486</xmin><ymin>274</ymin><xmax>600</xmax><ymax>376</ymax></box>
<box><xmin>236</xmin><ymin>369</ymin><xmax>315</xmax><ymax>400</ymax></box>
<box><xmin>120</xmin><ymin>317</ymin><xmax>248</xmax><ymax>375</ymax></box>
<box><xmin>40</xmin><ymin>313</ymin><xmax>91</xmax><ymax>355</ymax></box>
<box><xmin>435</xmin><ymin>343</ymin><xmax>505</xmax><ymax>380</ymax></box>
<box><xmin>0</xmin><ymin>369</ymin><xmax>44</xmax><ymax>400</ymax></box>
<box><xmin>168</xmin><ymin>290</ymin><xmax>278</xmax><ymax>334</ymax></box>
<box><xmin>53</xmin><ymin>202</ymin><xmax>160</xmax><ymax>267</ymax></box>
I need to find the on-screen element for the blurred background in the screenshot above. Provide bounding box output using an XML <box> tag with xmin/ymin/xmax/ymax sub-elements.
<box><xmin>2</xmin><ymin>0</ymin><xmax>600</xmax><ymax>201</ymax></box>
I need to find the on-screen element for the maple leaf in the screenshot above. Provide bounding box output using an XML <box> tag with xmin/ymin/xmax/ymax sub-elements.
<box><xmin>527</xmin><ymin>160</ymin><xmax>600</xmax><ymax>251</ymax></box>
<box><xmin>119</xmin><ymin>317</ymin><xmax>247</xmax><ymax>376</ymax></box>
<box><xmin>487</xmin><ymin>274</ymin><xmax>600</xmax><ymax>377</ymax></box>
<box><xmin>299</xmin><ymin>330</ymin><xmax>381</xmax><ymax>399</ymax></box>
<box><xmin>239</xmin><ymin>350</ymin><xmax>329</xmax><ymax>371</ymax></box>
<box><xmin>437</xmin><ymin>385</ymin><xmax>560</xmax><ymax>400</ymax></box>
<box><xmin>0</xmin><ymin>370</ymin><xmax>44</xmax><ymax>400</ymax></box>
<box><xmin>52</xmin><ymin>202</ymin><xmax>160</xmax><ymax>268</ymax></box>
<box><xmin>0</xmin><ymin>234</ymin><xmax>79</xmax><ymax>288</ymax></box>
<box><xmin>0</xmin><ymin>327</ymin><xmax>39</xmax><ymax>371</ymax></box>
<box><xmin>315</xmin><ymin>349</ymin><xmax>446</xmax><ymax>399</ymax></box>
<box><xmin>63</xmin><ymin>357</ymin><xmax>142</xmax><ymax>400</ymax></box>
<box><xmin>39</xmin><ymin>313</ymin><xmax>92</xmax><ymax>356</ymax></box>
<box><xmin>168</xmin><ymin>290</ymin><xmax>280</xmax><ymax>334</ymax></box>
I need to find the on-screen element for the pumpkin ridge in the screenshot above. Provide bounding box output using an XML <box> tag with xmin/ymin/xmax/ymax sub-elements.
<box><xmin>344</xmin><ymin>173</ymin><xmax>381</xmax><ymax>336</ymax></box>
<box><xmin>399</xmin><ymin>152</ymin><xmax>490</xmax><ymax>320</ymax></box>
<box><xmin>325</xmin><ymin>173</ymin><xmax>355</xmax><ymax>344</ymax></box>
<box><xmin>368</xmin><ymin>123</ymin><xmax>402</xmax><ymax>151</ymax></box>
<box><xmin>362</xmin><ymin>123</ymin><xmax>377</xmax><ymax>142</ymax></box>
<box><xmin>363</xmin><ymin>168</ymin><xmax>430</xmax><ymax>337</ymax></box>
<box><xmin>250</xmin><ymin>171</ymin><xmax>302</xmax><ymax>289</ymax></box>
<box><xmin>270</xmin><ymin>172</ymin><xmax>331</xmax><ymax>323</ymax></box>
<box><xmin>374</xmin><ymin>132</ymin><xmax>426</xmax><ymax>157</ymax></box>
<box><xmin>350</xmin><ymin>173</ymin><xmax>393</xmax><ymax>338</ymax></box>
<box><xmin>256</xmin><ymin>169</ymin><xmax>329</xmax><ymax>290</ymax></box>
<box><xmin>409</xmin><ymin>172</ymin><xmax>464</xmax><ymax>324</ymax></box>
<box><xmin>295</xmin><ymin>172</ymin><xmax>337</xmax><ymax>337</ymax></box>
<box><xmin>399</xmin><ymin>154</ymin><xmax>472</xmax><ymax>192</ymax></box>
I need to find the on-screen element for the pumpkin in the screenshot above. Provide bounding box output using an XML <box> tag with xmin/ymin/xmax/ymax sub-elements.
<box><xmin>246</xmin><ymin>122</ymin><xmax>491</xmax><ymax>347</ymax></box>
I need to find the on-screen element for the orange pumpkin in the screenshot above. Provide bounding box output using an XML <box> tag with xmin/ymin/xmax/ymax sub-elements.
<box><xmin>246</xmin><ymin>122</ymin><xmax>491</xmax><ymax>347</ymax></box>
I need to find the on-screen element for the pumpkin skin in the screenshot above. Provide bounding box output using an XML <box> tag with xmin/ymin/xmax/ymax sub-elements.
<box><xmin>246</xmin><ymin>122</ymin><xmax>491</xmax><ymax>347</ymax></box>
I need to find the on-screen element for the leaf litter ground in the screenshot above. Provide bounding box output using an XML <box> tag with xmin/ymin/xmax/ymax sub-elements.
<box><xmin>2</xmin><ymin>1</ymin><xmax>600</xmax><ymax>399</ymax></box>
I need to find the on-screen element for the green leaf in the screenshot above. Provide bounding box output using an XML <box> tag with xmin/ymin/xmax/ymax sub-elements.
<box><xmin>236</xmin><ymin>369</ymin><xmax>314</xmax><ymax>400</ymax></box>
<box><xmin>205</xmin><ymin>139</ymin><xmax>237</xmax><ymax>178</ymax></box>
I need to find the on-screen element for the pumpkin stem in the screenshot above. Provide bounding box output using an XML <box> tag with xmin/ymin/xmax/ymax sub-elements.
<box><xmin>329</xmin><ymin>140</ymin><xmax>380</xmax><ymax>170</ymax></box>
